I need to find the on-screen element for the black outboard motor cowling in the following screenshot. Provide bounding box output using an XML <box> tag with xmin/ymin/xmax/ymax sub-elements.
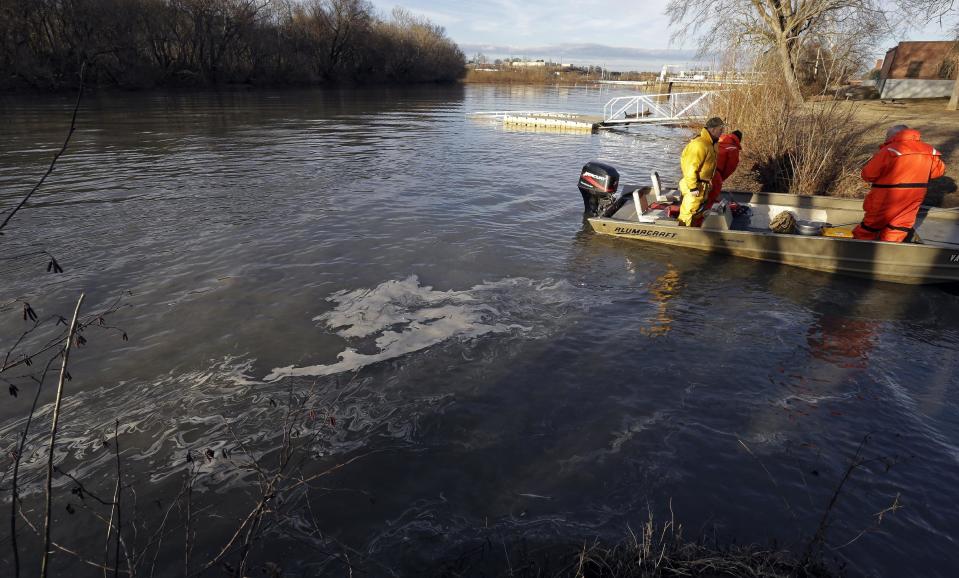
<box><xmin>578</xmin><ymin>161</ymin><xmax>620</xmax><ymax>217</ymax></box>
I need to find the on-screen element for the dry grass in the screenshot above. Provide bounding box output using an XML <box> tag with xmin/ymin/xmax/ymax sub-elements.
<box><xmin>710</xmin><ymin>67</ymin><xmax>880</xmax><ymax>198</ymax></box>
<box><xmin>436</xmin><ymin>509</ymin><xmax>837</xmax><ymax>577</ymax></box>
<box><xmin>567</xmin><ymin>511</ymin><xmax>835</xmax><ymax>578</ymax></box>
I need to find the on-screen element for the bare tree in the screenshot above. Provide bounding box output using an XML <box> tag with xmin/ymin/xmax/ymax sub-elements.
<box><xmin>0</xmin><ymin>0</ymin><xmax>464</xmax><ymax>89</ymax></box>
<box><xmin>666</xmin><ymin>0</ymin><xmax>890</xmax><ymax>102</ymax></box>
<box><xmin>900</xmin><ymin>0</ymin><xmax>958</xmax><ymax>21</ymax></box>
<box><xmin>305</xmin><ymin>0</ymin><xmax>372</xmax><ymax>80</ymax></box>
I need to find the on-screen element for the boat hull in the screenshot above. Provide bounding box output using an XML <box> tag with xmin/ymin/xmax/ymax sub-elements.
<box><xmin>587</xmin><ymin>190</ymin><xmax>959</xmax><ymax>285</ymax></box>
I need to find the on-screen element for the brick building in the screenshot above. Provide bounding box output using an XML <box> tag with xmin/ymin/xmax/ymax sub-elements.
<box><xmin>878</xmin><ymin>40</ymin><xmax>957</xmax><ymax>99</ymax></box>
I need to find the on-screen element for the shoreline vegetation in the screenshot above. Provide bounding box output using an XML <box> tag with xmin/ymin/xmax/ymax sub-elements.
<box><xmin>710</xmin><ymin>66</ymin><xmax>959</xmax><ymax>207</ymax></box>
<box><xmin>0</xmin><ymin>0</ymin><xmax>465</xmax><ymax>91</ymax></box>
<box><xmin>462</xmin><ymin>65</ymin><xmax>713</xmax><ymax>94</ymax></box>
<box><xmin>708</xmin><ymin>65</ymin><xmax>877</xmax><ymax>200</ymax></box>
<box><xmin>437</xmin><ymin>508</ymin><xmax>842</xmax><ymax>577</ymax></box>
<box><xmin>464</xmin><ymin>66</ymin><xmax>657</xmax><ymax>86</ymax></box>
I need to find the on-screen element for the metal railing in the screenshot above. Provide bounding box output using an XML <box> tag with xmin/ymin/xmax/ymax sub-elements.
<box><xmin>602</xmin><ymin>91</ymin><xmax>715</xmax><ymax>125</ymax></box>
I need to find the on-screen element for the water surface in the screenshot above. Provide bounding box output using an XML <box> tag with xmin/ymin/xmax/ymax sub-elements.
<box><xmin>1</xmin><ymin>85</ymin><xmax>958</xmax><ymax>576</ymax></box>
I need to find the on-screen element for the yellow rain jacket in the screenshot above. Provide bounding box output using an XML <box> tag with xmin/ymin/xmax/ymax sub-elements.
<box><xmin>678</xmin><ymin>128</ymin><xmax>718</xmax><ymax>226</ymax></box>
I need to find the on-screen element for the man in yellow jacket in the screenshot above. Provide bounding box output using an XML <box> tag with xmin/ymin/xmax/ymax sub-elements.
<box><xmin>678</xmin><ymin>117</ymin><xmax>724</xmax><ymax>226</ymax></box>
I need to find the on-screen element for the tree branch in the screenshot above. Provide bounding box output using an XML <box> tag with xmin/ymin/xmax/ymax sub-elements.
<box><xmin>40</xmin><ymin>292</ymin><xmax>85</xmax><ymax>578</ymax></box>
<box><xmin>0</xmin><ymin>62</ymin><xmax>85</xmax><ymax>235</ymax></box>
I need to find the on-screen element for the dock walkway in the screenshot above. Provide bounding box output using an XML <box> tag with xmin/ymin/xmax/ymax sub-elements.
<box><xmin>471</xmin><ymin>91</ymin><xmax>716</xmax><ymax>133</ymax></box>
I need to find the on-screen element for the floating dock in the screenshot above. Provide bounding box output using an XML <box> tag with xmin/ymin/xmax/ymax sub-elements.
<box><xmin>470</xmin><ymin>91</ymin><xmax>716</xmax><ymax>133</ymax></box>
<box><xmin>472</xmin><ymin>111</ymin><xmax>603</xmax><ymax>132</ymax></box>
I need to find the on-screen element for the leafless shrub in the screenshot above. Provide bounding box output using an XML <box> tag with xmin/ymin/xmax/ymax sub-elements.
<box><xmin>709</xmin><ymin>64</ymin><xmax>879</xmax><ymax>197</ymax></box>
<box><xmin>0</xmin><ymin>0</ymin><xmax>465</xmax><ymax>90</ymax></box>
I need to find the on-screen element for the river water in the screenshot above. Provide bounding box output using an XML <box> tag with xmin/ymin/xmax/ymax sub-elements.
<box><xmin>1</xmin><ymin>85</ymin><xmax>958</xmax><ymax>576</ymax></box>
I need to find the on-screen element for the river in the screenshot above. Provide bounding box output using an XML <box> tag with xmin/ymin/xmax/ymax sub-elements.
<box><xmin>1</xmin><ymin>85</ymin><xmax>958</xmax><ymax>576</ymax></box>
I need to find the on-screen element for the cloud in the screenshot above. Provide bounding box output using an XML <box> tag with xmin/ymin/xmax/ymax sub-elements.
<box><xmin>376</xmin><ymin>1</ymin><xmax>676</xmax><ymax>47</ymax></box>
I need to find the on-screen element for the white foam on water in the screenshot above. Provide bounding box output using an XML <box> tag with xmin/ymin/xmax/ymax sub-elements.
<box><xmin>0</xmin><ymin>355</ymin><xmax>440</xmax><ymax>498</ymax></box>
<box><xmin>266</xmin><ymin>275</ymin><xmax>562</xmax><ymax>380</ymax></box>
<box><xmin>0</xmin><ymin>357</ymin><xmax>264</xmax><ymax>497</ymax></box>
<box><xmin>1</xmin><ymin>275</ymin><xmax>577</xmax><ymax>499</ymax></box>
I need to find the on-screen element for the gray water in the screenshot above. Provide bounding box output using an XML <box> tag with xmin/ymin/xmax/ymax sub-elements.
<box><xmin>1</xmin><ymin>85</ymin><xmax>958</xmax><ymax>576</ymax></box>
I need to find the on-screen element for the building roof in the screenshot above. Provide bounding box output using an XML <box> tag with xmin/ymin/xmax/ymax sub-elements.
<box><xmin>881</xmin><ymin>40</ymin><xmax>958</xmax><ymax>81</ymax></box>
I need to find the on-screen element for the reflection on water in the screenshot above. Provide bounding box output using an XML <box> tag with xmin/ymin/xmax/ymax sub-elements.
<box><xmin>807</xmin><ymin>313</ymin><xmax>880</xmax><ymax>368</ymax></box>
<box><xmin>1</xmin><ymin>86</ymin><xmax>959</xmax><ymax>576</ymax></box>
<box><xmin>641</xmin><ymin>263</ymin><xmax>682</xmax><ymax>337</ymax></box>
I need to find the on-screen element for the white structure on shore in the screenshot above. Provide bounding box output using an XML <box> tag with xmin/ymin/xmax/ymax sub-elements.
<box><xmin>510</xmin><ymin>60</ymin><xmax>546</xmax><ymax>67</ymax></box>
<box><xmin>658</xmin><ymin>64</ymin><xmax>756</xmax><ymax>85</ymax></box>
<box><xmin>508</xmin><ymin>60</ymin><xmax>572</xmax><ymax>68</ymax></box>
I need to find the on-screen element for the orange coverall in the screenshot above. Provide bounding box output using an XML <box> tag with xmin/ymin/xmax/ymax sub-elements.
<box><xmin>707</xmin><ymin>132</ymin><xmax>742</xmax><ymax>209</ymax></box>
<box><xmin>853</xmin><ymin>129</ymin><xmax>945</xmax><ymax>243</ymax></box>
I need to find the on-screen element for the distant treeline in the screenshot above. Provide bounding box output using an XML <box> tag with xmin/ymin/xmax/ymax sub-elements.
<box><xmin>0</xmin><ymin>0</ymin><xmax>466</xmax><ymax>90</ymax></box>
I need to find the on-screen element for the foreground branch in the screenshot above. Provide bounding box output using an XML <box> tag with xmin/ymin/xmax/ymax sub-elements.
<box><xmin>40</xmin><ymin>292</ymin><xmax>85</xmax><ymax>578</ymax></box>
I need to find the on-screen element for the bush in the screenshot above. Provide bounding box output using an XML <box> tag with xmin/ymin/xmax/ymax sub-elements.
<box><xmin>709</xmin><ymin>65</ymin><xmax>879</xmax><ymax>197</ymax></box>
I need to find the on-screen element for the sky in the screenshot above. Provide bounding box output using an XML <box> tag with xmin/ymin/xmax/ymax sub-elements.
<box><xmin>372</xmin><ymin>0</ymin><xmax>959</xmax><ymax>71</ymax></box>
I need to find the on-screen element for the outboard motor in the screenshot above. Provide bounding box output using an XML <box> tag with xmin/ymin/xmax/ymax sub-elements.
<box><xmin>578</xmin><ymin>161</ymin><xmax>620</xmax><ymax>217</ymax></box>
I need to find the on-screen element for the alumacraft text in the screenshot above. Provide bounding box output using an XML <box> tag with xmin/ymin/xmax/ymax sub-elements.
<box><xmin>613</xmin><ymin>227</ymin><xmax>678</xmax><ymax>238</ymax></box>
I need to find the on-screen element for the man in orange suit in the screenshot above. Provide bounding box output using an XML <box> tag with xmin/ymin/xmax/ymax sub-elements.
<box><xmin>853</xmin><ymin>125</ymin><xmax>945</xmax><ymax>243</ymax></box>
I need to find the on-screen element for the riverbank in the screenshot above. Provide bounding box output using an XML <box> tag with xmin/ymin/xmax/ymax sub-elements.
<box><xmin>464</xmin><ymin>68</ymin><xmax>595</xmax><ymax>85</ymax></box>
<box><xmin>463</xmin><ymin>68</ymin><xmax>658</xmax><ymax>86</ymax></box>
<box><xmin>463</xmin><ymin>71</ymin><xmax>713</xmax><ymax>95</ymax></box>
<box><xmin>719</xmin><ymin>93</ymin><xmax>959</xmax><ymax>206</ymax></box>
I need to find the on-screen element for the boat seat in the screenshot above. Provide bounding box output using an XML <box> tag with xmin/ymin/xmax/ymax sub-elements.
<box><xmin>655</xmin><ymin>190</ymin><xmax>682</xmax><ymax>203</ymax></box>
<box><xmin>701</xmin><ymin>203</ymin><xmax>733</xmax><ymax>231</ymax></box>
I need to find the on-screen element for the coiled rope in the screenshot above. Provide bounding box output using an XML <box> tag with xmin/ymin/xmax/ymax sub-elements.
<box><xmin>769</xmin><ymin>210</ymin><xmax>797</xmax><ymax>234</ymax></box>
